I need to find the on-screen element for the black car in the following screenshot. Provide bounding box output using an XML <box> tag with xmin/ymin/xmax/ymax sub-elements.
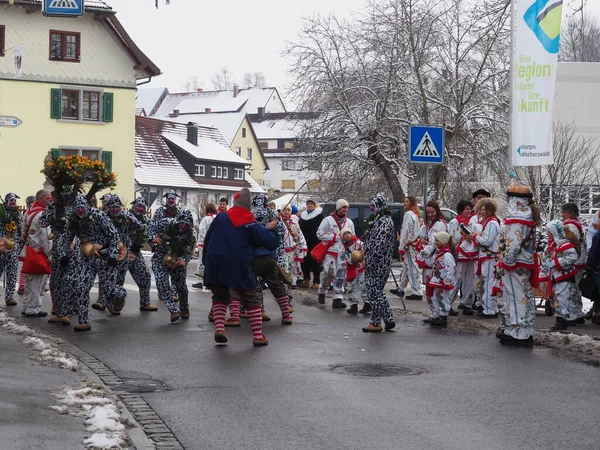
<box><xmin>320</xmin><ymin>202</ymin><xmax>457</xmax><ymax>256</ymax></box>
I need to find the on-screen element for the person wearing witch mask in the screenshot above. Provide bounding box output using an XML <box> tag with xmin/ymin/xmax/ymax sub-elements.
<box><xmin>362</xmin><ymin>194</ymin><xmax>396</xmax><ymax>332</ymax></box>
<box><xmin>125</xmin><ymin>196</ymin><xmax>158</xmax><ymax>312</ymax></box>
<box><xmin>153</xmin><ymin>189</ymin><xmax>181</xmax><ymax>221</ymax></box>
<box><xmin>496</xmin><ymin>185</ymin><xmax>540</xmax><ymax>346</ymax></box>
<box><xmin>148</xmin><ymin>209</ymin><xmax>196</xmax><ymax>323</ymax></box>
<box><xmin>0</xmin><ymin>193</ymin><xmax>23</xmax><ymax>306</ymax></box>
<box><xmin>316</xmin><ymin>199</ymin><xmax>355</xmax><ymax>308</ymax></box>
<box><xmin>92</xmin><ymin>195</ymin><xmax>146</xmax><ymax>314</ymax></box>
<box><xmin>58</xmin><ymin>195</ymin><xmax>125</xmax><ymax>331</ymax></box>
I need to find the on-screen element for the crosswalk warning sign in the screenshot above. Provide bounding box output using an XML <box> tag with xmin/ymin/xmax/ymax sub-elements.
<box><xmin>412</xmin><ymin>131</ymin><xmax>440</xmax><ymax>157</ymax></box>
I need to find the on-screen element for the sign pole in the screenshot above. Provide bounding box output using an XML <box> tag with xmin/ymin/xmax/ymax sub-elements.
<box><xmin>423</xmin><ymin>166</ymin><xmax>428</xmax><ymax>205</ymax></box>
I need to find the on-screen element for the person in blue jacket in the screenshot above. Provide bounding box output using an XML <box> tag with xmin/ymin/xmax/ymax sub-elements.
<box><xmin>203</xmin><ymin>188</ymin><xmax>279</xmax><ymax>346</ymax></box>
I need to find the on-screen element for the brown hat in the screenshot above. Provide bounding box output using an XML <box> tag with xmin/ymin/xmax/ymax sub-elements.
<box><xmin>506</xmin><ymin>185</ymin><xmax>533</xmax><ymax>198</ymax></box>
<box><xmin>233</xmin><ymin>188</ymin><xmax>252</xmax><ymax>210</ymax></box>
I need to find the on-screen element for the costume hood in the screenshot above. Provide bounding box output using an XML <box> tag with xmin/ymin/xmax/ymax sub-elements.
<box><xmin>370</xmin><ymin>194</ymin><xmax>387</xmax><ymax>214</ymax></box>
<box><xmin>4</xmin><ymin>192</ymin><xmax>19</xmax><ymax>208</ymax></box>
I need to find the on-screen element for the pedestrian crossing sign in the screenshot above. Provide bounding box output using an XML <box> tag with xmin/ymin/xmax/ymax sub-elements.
<box><xmin>43</xmin><ymin>0</ymin><xmax>84</xmax><ymax>17</ymax></box>
<box><xmin>409</xmin><ymin>125</ymin><xmax>444</xmax><ymax>164</ymax></box>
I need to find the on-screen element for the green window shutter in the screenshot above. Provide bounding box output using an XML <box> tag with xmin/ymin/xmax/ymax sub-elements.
<box><xmin>102</xmin><ymin>151</ymin><xmax>113</xmax><ymax>172</ymax></box>
<box><xmin>51</xmin><ymin>88</ymin><xmax>61</xmax><ymax>119</ymax></box>
<box><xmin>102</xmin><ymin>92</ymin><xmax>113</xmax><ymax>123</ymax></box>
<box><xmin>51</xmin><ymin>148</ymin><xmax>62</xmax><ymax>159</ymax></box>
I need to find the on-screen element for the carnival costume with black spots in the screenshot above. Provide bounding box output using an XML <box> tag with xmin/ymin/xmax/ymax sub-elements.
<box><xmin>98</xmin><ymin>195</ymin><xmax>144</xmax><ymax>309</ymax></box>
<box><xmin>148</xmin><ymin>210</ymin><xmax>196</xmax><ymax>316</ymax></box>
<box><xmin>363</xmin><ymin>194</ymin><xmax>395</xmax><ymax>327</ymax></box>
<box><xmin>0</xmin><ymin>193</ymin><xmax>23</xmax><ymax>304</ymax></box>
<box><xmin>153</xmin><ymin>190</ymin><xmax>182</xmax><ymax>221</ymax></box>
<box><xmin>126</xmin><ymin>196</ymin><xmax>153</xmax><ymax>308</ymax></box>
<box><xmin>58</xmin><ymin>195</ymin><xmax>125</xmax><ymax>327</ymax></box>
<box><xmin>151</xmin><ymin>190</ymin><xmax>182</xmax><ymax>299</ymax></box>
<box><xmin>38</xmin><ymin>188</ymin><xmax>78</xmax><ymax>315</ymax></box>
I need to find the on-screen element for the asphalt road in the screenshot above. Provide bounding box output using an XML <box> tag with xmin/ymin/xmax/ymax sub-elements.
<box><xmin>5</xmin><ymin>264</ymin><xmax>600</xmax><ymax>450</ymax></box>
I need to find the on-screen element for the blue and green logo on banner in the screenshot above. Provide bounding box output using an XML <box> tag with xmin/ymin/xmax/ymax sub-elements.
<box><xmin>523</xmin><ymin>0</ymin><xmax>563</xmax><ymax>54</ymax></box>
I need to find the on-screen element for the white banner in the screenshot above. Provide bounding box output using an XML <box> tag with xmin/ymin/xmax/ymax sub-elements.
<box><xmin>510</xmin><ymin>0</ymin><xmax>564</xmax><ymax>166</ymax></box>
<box><xmin>13</xmin><ymin>45</ymin><xmax>22</xmax><ymax>78</ymax></box>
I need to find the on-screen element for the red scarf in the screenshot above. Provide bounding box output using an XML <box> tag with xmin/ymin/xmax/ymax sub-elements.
<box><xmin>24</xmin><ymin>201</ymin><xmax>45</xmax><ymax>227</ymax></box>
<box><xmin>481</xmin><ymin>215</ymin><xmax>500</xmax><ymax>230</ymax></box>
<box><xmin>331</xmin><ymin>212</ymin><xmax>347</xmax><ymax>231</ymax></box>
<box><xmin>227</xmin><ymin>206</ymin><xmax>255</xmax><ymax>228</ymax></box>
<box><xmin>456</xmin><ymin>214</ymin><xmax>470</xmax><ymax>226</ymax></box>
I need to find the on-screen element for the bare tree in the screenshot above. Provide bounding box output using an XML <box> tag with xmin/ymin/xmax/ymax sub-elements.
<box><xmin>211</xmin><ymin>67</ymin><xmax>235</xmax><ymax>90</ymax></box>
<box><xmin>517</xmin><ymin>121</ymin><xmax>600</xmax><ymax>219</ymax></box>
<box><xmin>286</xmin><ymin>0</ymin><xmax>511</xmax><ymax>203</ymax></box>
<box><xmin>560</xmin><ymin>13</ymin><xmax>600</xmax><ymax>62</ymax></box>
<box><xmin>243</xmin><ymin>72</ymin><xmax>267</xmax><ymax>89</ymax></box>
<box><xmin>183</xmin><ymin>76</ymin><xmax>202</xmax><ymax>92</ymax></box>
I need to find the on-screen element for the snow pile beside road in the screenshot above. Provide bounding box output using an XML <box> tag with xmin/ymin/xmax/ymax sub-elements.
<box><xmin>0</xmin><ymin>311</ymin><xmax>78</xmax><ymax>370</ymax></box>
<box><xmin>536</xmin><ymin>331</ymin><xmax>600</xmax><ymax>362</ymax></box>
<box><xmin>53</xmin><ymin>383</ymin><xmax>131</xmax><ymax>450</ymax></box>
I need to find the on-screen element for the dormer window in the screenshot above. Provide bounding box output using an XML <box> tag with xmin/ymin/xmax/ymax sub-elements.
<box><xmin>234</xmin><ymin>168</ymin><xmax>244</xmax><ymax>180</ymax></box>
<box><xmin>195</xmin><ymin>164</ymin><xmax>205</xmax><ymax>176</ymax></box>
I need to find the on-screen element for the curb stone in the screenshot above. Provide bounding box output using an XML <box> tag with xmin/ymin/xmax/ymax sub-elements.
<box><xmin>46</xmin><ymin>336</ymin><xmax>185</xmax><ymax>450</ymax></box>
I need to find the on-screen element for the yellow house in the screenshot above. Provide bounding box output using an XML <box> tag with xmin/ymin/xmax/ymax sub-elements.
<box><xmin>0</xmin><ymin>0</ymin><xmax>160</xmax><ymax>202</ymax></box>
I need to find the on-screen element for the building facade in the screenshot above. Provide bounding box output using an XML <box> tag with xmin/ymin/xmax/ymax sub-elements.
<box><xmin>0</xmin><ymin>0</ymin><xmax>159</xmax><ymax>200</ymax></box>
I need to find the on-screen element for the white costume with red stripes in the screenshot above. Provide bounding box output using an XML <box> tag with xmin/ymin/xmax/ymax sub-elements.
<box><xmin>428</xmin><ymin>246</ymin><xmax>455</xmax><ymax>318</ymax></box>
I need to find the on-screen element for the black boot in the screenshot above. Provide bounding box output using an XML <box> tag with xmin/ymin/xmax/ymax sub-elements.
<box><xmin>584</xmin><ymin>309</ymin><xmax>593</xmax><ymax>320</ymax></box>
<box><xmin>332</xmin><ymin>299</ymin><xmax>347</xmax><ymax>309</ymax></box>
<box><xmin>318</xmin><ymin>293</ymin><xmax>326</xmax><ymax>304</ymax></box>
<box><xmin>550</xmin><ymin>317</ymin><xmax>568</xmax><ymax>331</ymax></box>
<box><xmin>422</xmin><ymin>317</ymin><xmax>434</xmax><ymax>325</ymax></box>
<box><xmin>496</xmin><ymin>327</ymin><xmax>505</xmax><ymax>339</ymax></box>
<box><xmin>385</xmin><ymin>320</ymin><xmax>396</xmax><ymax>331</ymax></box>
<box><xmin>192</xmin><ymin>282</ymin><xmax>203</xmax><ymax>289</ymax></box>
<box><xmin>347</xmin><ymin>304</ymin><xmax>359</xmax><ymax>314</ymax></box>
<box><xmin>567</xmin><ymin>317</ymin><xmax>586</xmax><ymax>326</ymax></box>
<box><xmin>448</xmin><ymin>308</ymin><xmax>459</xmax><ymax>317</ymax></box>
<box><xmin>462</xmin><ymin>307</ymin><xmax>474</xmax><ymax>316</ymax></box>
<box><xmin>390</xmin><ymin>288</ymin><xmax>404</xmax><ymax>297</ymax></box>
<box><xmin>431</xmin><ymin>316</ymin><xmax>448</xmax><ymax>327</ymax></box>
<box><xmin>359</xmin><ymin>302</ymin><xmax>372</xmax><ymax>314</ymax></box>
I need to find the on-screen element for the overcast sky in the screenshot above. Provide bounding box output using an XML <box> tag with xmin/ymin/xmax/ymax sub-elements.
<box><xmin>110</xmin><ymin>0</ymin><xmax>600</xmax><ymax>100</ymax></box>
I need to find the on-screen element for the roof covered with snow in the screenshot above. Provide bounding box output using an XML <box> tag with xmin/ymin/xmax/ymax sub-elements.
<box><xmin>136</xmin><ymin>87</ymin><xmax>168</xmax><ymax>117</ymax></box>
<box><xmin>161</xmin><ymin>112</ymin><xmax>245</xmax><ymax>145</ymax></box>
<box><xmin>162</xmin><ymin>133</ymin><xmax>248</xmax><ymax>165</ymax></box>
<box><xmin>135</xmin><ymin>116</ymin><xmax>264</xmax><ymax>194</ymax></box>
<box><xmin>152</xmin><ymin>87</ymin><xmax>285</xmax><ymax>118</ymax></box>
<box><xmin>247</xmin><ymin>112</ymin><xmax>317</xmax><ymax>140</ymax></box>
<box><xmin>135</xmin><ymin>117</ymin><xmax>202</xmax><ymax>190</ymax></box>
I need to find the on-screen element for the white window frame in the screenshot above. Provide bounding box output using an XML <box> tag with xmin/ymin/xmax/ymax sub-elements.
<box><xmin>282</xmin><ymin>160</ymin><xmax>296</xmax><ymax>171</ymax></box>
<box><xmin>217</xmin><ymin>167</ymin><xmax>223</xmax><ymax>178</ymax></box>
<box><xmin>222</xmin><ymin>167</ymin><xmax>228</xmax><ymax>178</ymax></box>
<box><xmin>195</xmin><ymin>164</ymin><xmax>205</xmax><ymax>176</ymax></box>
<box><xmin>211</xmin><ymin>166</ymin><xmax>217</xmax><ymax>178</ymax></box>
<box><xmin>246</xmin><ymin>147</ymin><xmax>252</xmax><ymax>160</ymax></box>
<box><xmin>58</xmin><ymin>86</ymin><xmax>105</xmax><ymax>124</ymax></box>
<box><xmin>234</xmin><ymin>168</ymin><xmax>244</xmax><ymax>180</ymax></box>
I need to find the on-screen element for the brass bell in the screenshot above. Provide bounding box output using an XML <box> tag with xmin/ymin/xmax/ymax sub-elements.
<box><xmin>81</xmin><ymin>242</ymin><xmax>94</xmax><ymax>257</ymax></box>
<box><xmin>5</xmin><ymin>238</ymin><xmax>15</xmax><ymax>251</ymax></box>
<box><xmin>164</xmin><ymin>254</ymin><xmax>176</xmax><ymax>267</ymax></box>
<box><xmin>48</xmin><ymin>233</ymin><xmax>55</xmax><ymax>241</ymax></box>
<box><xmin>350</xmin><ymin>249</ymin><xmax>364</xmax><ymax>264</ymax></box>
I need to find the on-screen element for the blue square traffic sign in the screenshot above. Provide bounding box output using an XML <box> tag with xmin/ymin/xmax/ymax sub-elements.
<box><xmin>43</xmin><ymin>0</ymin><xmax>84</xmax><ymax>17</ymax></box>
<box><xmin>409</xmin><ymin>125</ymin><xmax>445</xmax><ymax>165</ymax></box>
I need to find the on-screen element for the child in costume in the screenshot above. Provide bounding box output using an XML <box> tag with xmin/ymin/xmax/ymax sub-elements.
<box><xmin>340</xmin><ymin>227</ymin><xmax>366</xmax><ymax>314</ymax></box>
<box><xmin>427</xmin><ymin>231</ymin><xmax>456</xmax><ymax>327</ymax></box>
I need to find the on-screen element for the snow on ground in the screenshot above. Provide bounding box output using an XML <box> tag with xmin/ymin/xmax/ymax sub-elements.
<box><xmin>53</xmin><ymin>382</ymin><xmax>132</xmax><ymax>450</ymax></box>
<box><xmin>0</xmin><ymin>310</ymin><xmax>78</xmax><ymax>370</ymax></box>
